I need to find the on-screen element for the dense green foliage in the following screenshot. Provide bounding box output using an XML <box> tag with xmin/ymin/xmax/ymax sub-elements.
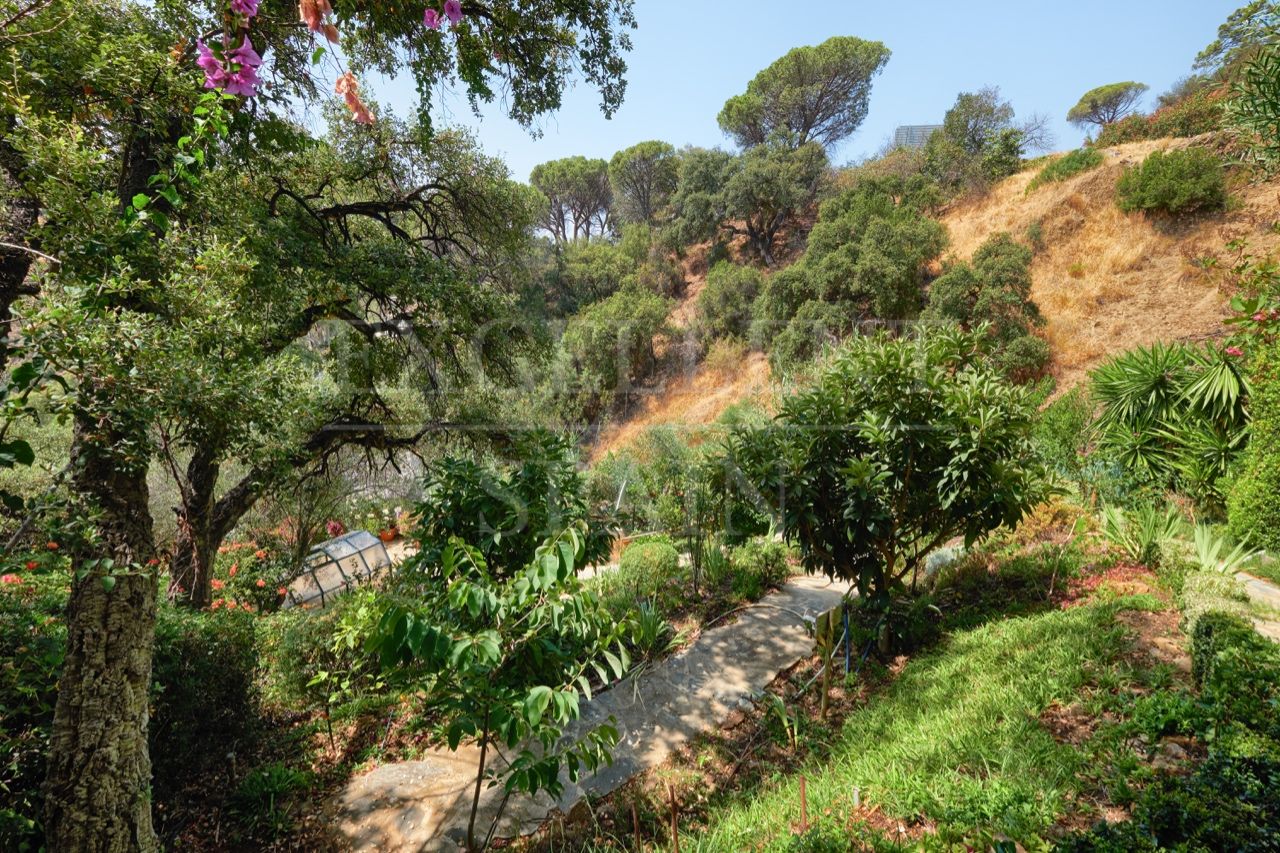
<box><xmin>730</xmin><ymin>329</ymin><xmax>1045</xmax><ymax>607</ymax></box>
<box><xmin>409</xmin><ymin>432</ymin><xmax>613</xmax><ymax>580</ymax></box>
<box><xmin>617</xmin><ymin>537</ymin><xmax>680</xmax><ymax>581</ymax></box>
<box><xmin>717</xmin><ymin>36</ymin><xmax>891</xmax><ymax>150</ymax></box>
<box><xmin>368</xmin><ymin>525</ymin><xmax>629</xmax><ymax>849</ymax></box>
<box><xmin>1067</xmin><ymin>82</ymin><xmax>1150</xmax><ymax>129</ymax></box>
<box><xmin>1228</xmin><ymin>341</ymin><xmax>1280</xmax><ymax>551</ymax></box>
<box><xmin>697</xmin><ymin>262</ymin><xmax>765</xmax><ymax>342</ymax></box>
<box><xmin>1116</xmin><ymin>148</ymin><xmax>1228</xmax><ymax>215</ymax></box>
<box><xmin>561</xmin><ymin>286</ymin><xmax>672</xmax><ymax>416</ymax></box>
<box><xmin>923</xmin><ymin>233</ymin><xmax>1049</xmax><ymax>382</ymax></box>
<box><xmin>749</xmin><ymin>174</ymin><xmax>947</xmax><ymax>370</ymax></box>
<box><xmin>1026</xmin><ymin>148</ymin><xmax>1105</xmax><ymax>192</ymax></box>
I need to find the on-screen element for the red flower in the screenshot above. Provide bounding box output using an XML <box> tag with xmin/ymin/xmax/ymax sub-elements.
<box><xmin>226</xmin><ymin>599</ymin><xmax>238</xmax><ymax>610</ymax></box>
<box><xmin>45</xmin><ymin>541</ymin><xmax>58</xmax><ymax>551</ymax></box>
<box><xmin>211</xmin><ymin>599</ymin><xmax>223</xmax><ymax>609</ymax></box>
<box><xmin>254</xmin><ymin>549</ymin><xmax>267</xmax><ymax>560</ymax></box>
<box><xmin>229</xmin><ymin>564</ymin><xmax>238</xmax><ymax>578</ymax></box>
<box><xmin>1</xmin><ymin>574</ymin><xmax>20</xmax><ymax>585</ymax></box>
<box><xmin>24</xmin><ymin>561</ymin><xmax>38</xmax><ymax>570</ymax></box>
<box><xmin>1254</xmin><ymin>312</ymin><xmax>1267</xmax><ymax>322</ymax></box>
<box><xmin>277</xmin><ymin>586</ymin><xmax>287</xmax><ymax>597</ymax></box>
<box><xmin>212</xmin><ymin>578</ymin><xmax>225</xmax><ymax>590</ymax></box>
<box><xmin>1226</xmin><ymin>346</ymin><xmax>1244</xmax><ymax>357</ymax></box>
<box><xmin>146</xmin><ymin>558</ymin><xmax>160</xmax><ymax>567</ymax></box>
<box><xmin>255</xmin><ymin>578</ymin><xmax>266</xmax><ymax>588</ymax></box>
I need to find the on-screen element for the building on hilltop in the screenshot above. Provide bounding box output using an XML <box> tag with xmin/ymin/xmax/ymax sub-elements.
<box><xmin>893</xmin><ymin>124</ymin><xmax>943</xmax><ymax>149</ymax></box>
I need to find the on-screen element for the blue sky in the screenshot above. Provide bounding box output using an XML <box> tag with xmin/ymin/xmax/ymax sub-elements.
<box><xmin>381</xmin><ymin>1</ymin><xmax>1238</xmax><ymax>182</ymax></box>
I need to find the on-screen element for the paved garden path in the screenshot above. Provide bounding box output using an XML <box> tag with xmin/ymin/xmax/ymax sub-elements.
<box><xmin>1238</xmin><ymin>571</ymin><xmax>1280</xmax><ymax>641</ymax></box>
<box><xmin>329</xmin><ymin>573</ymin><xmax>851</xmax><ymax>851</ymax></box>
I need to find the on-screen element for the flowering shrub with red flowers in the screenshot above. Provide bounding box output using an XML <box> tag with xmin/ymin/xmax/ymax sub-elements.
<box><xmin>212</xmin><ymin>541</ymin><xmax>290</xmax><ymax>614</ymax></box>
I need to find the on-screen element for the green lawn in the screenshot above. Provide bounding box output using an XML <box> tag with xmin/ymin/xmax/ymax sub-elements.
<box><xmin>687</xmin><ymin>600</ymin><xmax>1141</xmax><ymax>850</ymax></box>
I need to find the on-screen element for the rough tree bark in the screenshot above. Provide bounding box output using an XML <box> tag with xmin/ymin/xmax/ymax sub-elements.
<box><xmin>43</xmin><ymin>416</ymin><xmax>160</xmax><ymax>852</ymax></box>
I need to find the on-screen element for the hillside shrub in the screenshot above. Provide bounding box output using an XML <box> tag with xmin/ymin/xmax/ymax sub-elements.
<box><xmin>1094</xmin><ymin>87</ymin><xmax>1227</xmax><ymax>147</ymax></box>
<box><xmin>769</xmin><ymin>299</ymin><xmax>848</xmax><ymax>374</ymax></box>
<box><xmin>697</xmin><ymin>261</ymin><xmax>764</xmax><ymax>342</ymax></box>
<box><xmin>1115</xmin><ymin>148</ymin><xmax>1227</xmax><ymax>216</ymax></box>
<box><xmin>599</xmin><ymin>535</ymin><xmax>683</xmax><ymax>615</ymax></box>
<box><xmin>562</xmin><ymin>285</ymin><xmax>671</xmax><ymax>415</ymax></box>
<box><xmin>1026</xmin><ymin>148</ymin><xmax>1104</xmax><ymax>193</ymax></box>
<box><xmin>704</xmin><ymin>335</ymin><xmax>749</xmax><ymax>377</ymax></box>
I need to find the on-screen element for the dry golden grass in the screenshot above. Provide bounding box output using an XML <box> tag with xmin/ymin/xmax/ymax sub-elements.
<box><xmin>941</xmin><ymin>136</ymin><xmax>1280</xmax><ymax>391</ymax></box>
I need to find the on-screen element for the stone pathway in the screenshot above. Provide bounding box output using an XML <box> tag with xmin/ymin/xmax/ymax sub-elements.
<box><xmin>1238</xmin><ymin>571</ymin><xmax>1280</xmax><ymax>642</ymax></box>
<box><xmin>329</xmin><ymin>573</ymin><xmax>851</xmax><ymax>851</ymax></box>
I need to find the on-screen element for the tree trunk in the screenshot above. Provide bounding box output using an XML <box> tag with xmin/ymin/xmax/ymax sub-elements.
<box><xmin>167</xmin><ymin>447</ymin><xmax>220</xmax><ymax>608</ymax></box>
<box><xmin>44</xmin><ymin>417</ymin><xmax>159</xmax><ymax>852</ymax></box>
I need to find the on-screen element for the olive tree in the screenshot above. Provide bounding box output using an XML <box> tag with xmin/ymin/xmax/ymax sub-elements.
<box><xmin>608</xmin><ymin>140</ymin><xmax>679</xmax><ymax>224</ymax></box>
<box><xmin>1068</xmin><ymin>81</ymin><xmax>1149</xmax><ymax>129</ymax></box>
<box><xmin>718</xmin><ymin>36</ymin><xmax>891</xmax><ymax>150</ymax></box>
<box><xmin>728</xmin><ymin>328</ymin><xmax>1046</xmax><ymax>611</ymax></box>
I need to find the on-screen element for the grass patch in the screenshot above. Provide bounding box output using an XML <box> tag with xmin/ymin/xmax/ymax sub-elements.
<box><xmin>690</xmin><ymin>600</ymin><xmax>1138</xmax><ymax>849</ymax></box>
<box><xmin>1026</xmin><ymin>148</ymin><xmax>1104</xmax><ymax>193</ymax></box>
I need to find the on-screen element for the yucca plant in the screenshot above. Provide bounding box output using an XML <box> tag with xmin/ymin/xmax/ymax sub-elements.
<box><xmin>1192</xmin><ymin>525</ymin><xmax>1260</xmax><ymax>575</ymax></box>
<box><xmin>1100</xmin><ymin>504</ymin><xmax>1185</xmax><ymax>566</ymax></box>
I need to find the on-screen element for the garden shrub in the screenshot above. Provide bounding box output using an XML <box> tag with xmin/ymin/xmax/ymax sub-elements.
<box><xmin>1177</xmin><ymin>569</ymin><xmax>1250</xmax><ymax>638</ymax></box>
<box><xmin>1033</xmin><ymin>386</ymin><xmax>1093</xmax><ymax>486</ymax></box>
<box><xmin>728</xmin><ymin>537</ymin><xmax>791</xmax><ymax>593</ymax></box>
<box><xmin>598</xmin><ymin>535</ymin><xmax>683</xmax><ymax>614</ymax></box>
<box><xmin>1192</xmin><ymin>611</ymin><xmax>1280</xmax><ymax>739</ymax></box>
<box><xmin>1026</xmin><ymin>148</ymin><xmax>1104</xmax><ymax>193</ymax></box>
<box><xmin>150</xmin><ymin>606</ymin><xmax>260</xmax><ymax>793</ymax></box>
<box><xmin>1115</xmin><ymin>147</ymin><xmax>1227</xmax><ymax>216</ymax></box>
<box><xmin>697</xmin><ymin>261</ymin><xmax>764</xmax><ymax>342</ymax></box>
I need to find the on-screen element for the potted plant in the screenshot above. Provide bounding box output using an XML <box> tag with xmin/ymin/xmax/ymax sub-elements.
<box><xmin>377</xmin><ymin>505</ymin><xmax>400</xmax><ymax>542</ymax></box>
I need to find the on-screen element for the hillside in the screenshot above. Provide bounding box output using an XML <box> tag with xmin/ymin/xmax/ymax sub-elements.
<box><xmin>593</xmin><ymin>137</ymin><xmax>1280</xmax><ymax>457</ymax></box>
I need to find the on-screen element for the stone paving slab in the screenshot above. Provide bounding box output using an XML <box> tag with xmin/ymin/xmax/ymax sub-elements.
<box><xmin>330</xmin><ymin>573</ymin><xmax>851</xmax><ymax>851</ymax></box>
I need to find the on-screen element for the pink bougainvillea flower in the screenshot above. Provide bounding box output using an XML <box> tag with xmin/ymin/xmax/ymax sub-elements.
<box><xmin>195</xmin><ymin>39</ymin><xmax>228</xmax><ymax>90</ymax></box>
<box><xmin>1</xmin><ymin>574</ymin><xmax>20</xmax><ymax>585</ymax></box>
<box><xmin>230</xmin><ymin>0</ymin><xmax>259</xmax><ymax>17</ymax></box>
<box><xmin>1254</xmin><ymin>312</ymin><xmax>1268</xmax><ymax>322</ymax></box>
<box><xmin>1226</xmin><ymin>346</ymin><xmax>1244</xmax><ymax>357</ymax></box>
<box><xmin>423</xmin><ymin>7</ymin><xmax>441</xmax><ymax>29</ymax></box>
<box><xmin>222</xmin><ymin>37</ymin><xmax>263</xmax><ymax>97</ymax></box>
<box><xmin>444</xmin><ymin>0</ymin><xmax>462</xmax><ymax>24</ymax></box>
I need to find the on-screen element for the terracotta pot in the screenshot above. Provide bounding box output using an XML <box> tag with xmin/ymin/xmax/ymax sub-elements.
<box><xmin>377</xmin><ymin>527</ymin><xmax>399</xmax><ymax>543</ymax></box>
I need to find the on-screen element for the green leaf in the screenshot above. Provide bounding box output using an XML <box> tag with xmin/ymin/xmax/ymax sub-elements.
<box><xmin>524</xmin><ymin>685</ymin><xmax>553</xmax><ymax>726</ymax></box>
<box><xmin>101</xmin><ymin>575</ymin><xmax>116</xmax><ymax>592</ymax></box>
<box><xmin>0</xmin><ymin>440</ymin><xmax>34</xmax><ymax>467</ymax></box>
<box><xmin>131</xmin><ymin>193</ymin><xmax>149</xmax><ymax>210</ymax></box>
